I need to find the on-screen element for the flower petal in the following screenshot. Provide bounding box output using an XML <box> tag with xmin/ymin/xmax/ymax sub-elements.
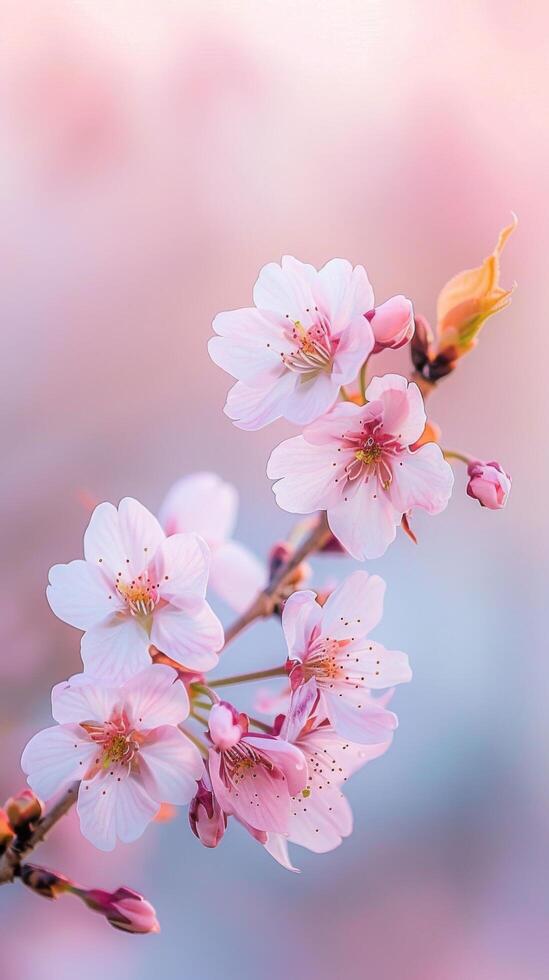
<box><xmin>331</xmin><ymin>315</ymin><xmax>374</xmax><ymax>384</ymax></box>
<box><xmin>116</xmin><ymin>498</ymin><xmax>165</xmax><ymax>575</ymax></box>
<box><xmin>390</xmin><ymin>443</ymin><xmax>454</xmax><ymax>515</ymax></box>
<box><xmin>209</xmin><ymin>748</ymin><xmax>292</xmax><ymax>834</ymax></box>
<box><xmin>209</xmin><ymin>540</ymin><xmax>266</xmax><ymax>613</ymax></box>
<box><xmin>150</xmin><ymin>599</ymin><xmax>223</xmax><ymax>671</ymax></box>
<box><xmin>243</xmin><ymin>736</ymin><xmax>308</xmax><ymax>796</ymax></box>
<box><xmin>47</xmin><ymin>560</ymin><xmax>121</xmax><ymax>630</ymax></box>
<box><xmin>322</xmin><ymin>690</ymin><xmax>398</xmax><ymax>744</ymax></box>
<box><xmin>263</xmin><ymin>833</ymin><xmax>300</xmax><ymax>873</ymax></box>
<box><xmin>365</xmin><ymin>375</ymin><xmax>426</xmax><ymax>445</ymax></box>
<box><xmin>224</xmin><ymin>375</ymin><xmax>295</xmax><ymax>431</ymax></box>
<box><xmin>158</xmin><ymin>472</ymin><xmax>238</xmax><ymax>544</ymax></box>
<box><xmin>77</xmin><ymin>769</ymin><xmax>159</xmax><ymax>851</ymax></box>
<box><xmin>320</xmin><ymin>570</ymin><xmax>386</xmax><ymax>640</ymax></box>
<box><xmin>80</xmin><ymin>615</ymin><xmax>151</xmax><ymax>683</ymax></box>
<box><xmin>268</xmin><ymin>436</ymin><xmax>344</xmax><ymax>514</ymax></box>
<box><xmin>253</xmin><ymin>256</ymin><xmax>317</xmax><ymax>318</ymax></box>
<box><xmin>138</xmin><ymin>726</ymin><xmax>203</xmax><ymax>804</ymax></box>
<box><xmin>21</xmin><ymin>724</ymin><xmax>96</xmax><ymax>799</ymax></box>
<box><xmin>314</xmin><ymin>259</ymin><xmax>374</xmax><ymax>332</ymax></box>
<box><xmin>282</xmin><ymin>373</ymin><xmax>340</xmax><ymax>427</ymax></box>
<box><xmin>154</xmin><ymin>532</ymin><xmax>211</xmax><ymax>601</ymax></box>
<box><xmin>287</xmin><ymin>783</ymin><xmax>353</xmax><ymax>853</ymax></box>
<box><xmin>121</xmin><ymin>664</ymin><xmax>189</xmax><ymax>728</ymax></box>
<box><xmin>52</xmin><ymin>675</ymin><xmax>120</xmax><ymax>724</ymax></box>
<box><xmin>83</xmin><ymin>502</ymin><xmax>126</xmax><ymax>575</ymax></box>
<box><xmin>328</xmin><ymin>483</ymin><xmax>399</xmax><ymax>560</ymax></box>
<box><xmin>210</xmin><ymin>307</ymin><xmax>292</xmax><ymax>384</ymax></box>
<box><xmin>281</xmin><ymin>590</ymin><xmax>322</xmax><ymax>660</ymax></box>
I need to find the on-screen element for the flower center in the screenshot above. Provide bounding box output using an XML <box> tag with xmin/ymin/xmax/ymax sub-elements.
<box><xmin>116</xmin><ymin>575</ymin><xmax>158</xmax><ymax>617</ymax></box>
<box><xmin>82</xmin><ymin>716</ymin><xmax>140</xmax><ymax>769</ymax></box>
<box><xmin>303</xmin><ymin>637</ymin><xmax>348</xmax><ymax>682</ymax></box>
<box><xmin>354</xmin><ymin>438</ymin><xmax>382</xmax><ymax>466</ymax></box>
<box><xmin>282</xmin><ymin>319</ymin><xmax>334</xmax><ymax>375</ymax></box>
<box><xmin>222</xmin><ymin>741</ymin><xmax>272</xmax><ymax>786</ymax></box>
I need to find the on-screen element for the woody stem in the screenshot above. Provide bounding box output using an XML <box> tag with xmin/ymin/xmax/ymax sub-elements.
<box><xmin>222</xmin><ymin>512</ymin><xmax>332</xmax><ymax>649</ymax></box>
<box><xmin>0</xmin><ymin>782</ymin><xmax>79</xmax><ymax>886</ymax></box>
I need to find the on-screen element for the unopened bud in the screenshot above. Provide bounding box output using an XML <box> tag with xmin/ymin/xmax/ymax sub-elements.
<box><xmin>5</xmin><ymin>790</ymin><xmax>43</xmax><ymax>831</ymax></box>
<box><xmin>189</xmin><ymin>774</ymin><xmax>227</xmax><ymax>848</ymax></box>
<box><xmin>0</xmin><ymin>808</ymin><xmax>15</xmax><ymax>851</ymax></box>
<box><xmin>366</xmin><ymin>295</ymin><xmax>414</xmax><ymax>353</ymax></box>
<box><xmin>466</xmin><ymin>460</ymin><xmax>511</xmax><ymax>510</ymax></box>
<box><xmin>82</xmin><ymin>887</ymin><xmax>160</xmax><ymax>934</ymax></box>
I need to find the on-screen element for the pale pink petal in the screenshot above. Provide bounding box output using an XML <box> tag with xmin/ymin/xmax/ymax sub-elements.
<box><xmin>224</xmin><ymin>375</ymin><xmax>296</xmax><ymax>430</ymax></box>
<box><xmin>365</xmin><ymin>375</ymin><xmax>426</xmax><ymax>445</ymax></box>
<box><xmin>209</xmin><ymin>540</ymin><xmax>266</xmax><ymax>613</ymax></box>
<box><xmin>243</xmin><ymin>736</ymin><xmax>308</xmax><ymax>796</ymax></box>
<box><xmin>149</xmin><ymin>599</ymin><xmax>223</xmax><ymax>671</ymax></box>
<box><xmin>83</xmin><ymin>501</ymin><xmax>126</xmax><ymax>575</ymax></box>
<box><xmin>282</xmin><ymin>678</ymin><xmax>319</xmax><ymax>743</ymax></box>
<box><xmin>339</xmin><ymin>639</ymin><xmax>412</xmax><ymax>688</ymax></box>
<box><xmin>208</xmin><ymin>749</ymin><xmax>291</xmax><ymax>834</ymax></box>
<box><xmin>158</xmin><ymin>472</ymin><xmax>238</xmax><ymax>544</ymax></box>
<box><xmin>299</xmin><ymin>725</ymin><xmax>393</xmax><ymax>783</ymax></box>
<box><xmin>320</xmin><ymin>570</ymin><xmax>386</xmax><ymax>640</ymax></box>
<box><xmin>268</xmin><ymin>436</ymin><xmax>344</xmax><ymax>513</ymax></box>
<box><xmin>208</xmin><ymin>703</ymin><xmax>244</xmax><ymax>750</ymax></box>
<box><xmin>154</xmin><ymin>532</ymin><xmax>211</xmax><ymax>601</ymax></box>
<box><xmin>302</xmin><ymin>401</ymin><xmax>362</xmax><ymax>446</ymax></box>
<box><xmin>314</xmin><ymin>259</ymin><xmax>374</xmax><ymax>332</ymax></box>
<box><xmin>51</xmin><ymin>675</ymin><xmax>120</xmax><ymax>724</ymax></box>
<box><xmin>322</xmin><ymin>690</ymin><xmax>398</xmax><ymax>744</ymax></box>
<box><xmin>138</xmin><ymin>726</ymin><xmax>203</xmax><ymax>804</ymax></box>
<box><xmin>253</xmin><ymin>256</ymin><xmax>317</xmax><ymax>319</ymax></box>
<box><xmin>281</xmin><ymin>590</ymin><xmax>322</xmax><ymax>659</ymax></box>
<box><xmin>80</xmin><ymin>615</ymin><xmax>151</xmax><ymax>683</ymax></box>
<box><xmin>331</xmin><ymin>315</ymin><xmax>374</xmax><ymax>384</ymax></box>
<box><xmin>46</xmin><ymin>560</ymin><xmax>121</xmax><ymax>630</ymax></box>
<box><xmin>283</xmin><ymin>372</ymin><xmax>340</xmax><ymax>426</ymax></box>
<box><xmin>287</xmin><ymin>783</ymin><xmax>353</xmax><ymax>853</ymax></box>
<box><xmin>116</xmin><ymin>498</ymin><xmax>165</xmax><ymax>575</ymax></box>
<box><xmin>263</xmin><ymin>833</ymin><xmax>300</xmax><ymax>873</ymax></box>
<box><xmin>21</xmin><ymin>724</ymin><xmax>96</xmax><ymax>799</ymax></box>
<box><xmin>77</xmin><ymin>769</ymin><xmax>159</xmax><ymax>851</ymax></box>
<box><xmin>389</xmin><ymin>443</ymin><xmax>454</xmax><ymax>515</ymax></box>
<box><xmin>328</xmin><ymin>483</ymin><xmax>399</xmax><ymax>560</ymax></box>
<box><xmin>209</xmin><ymin>307</ymin><xmax>292</xmax><ymax>383</ymax></box>
<box><xmin>121</xmin><ymin>664</ymin><xmax>189</xmax><ymax>729</ymax></box>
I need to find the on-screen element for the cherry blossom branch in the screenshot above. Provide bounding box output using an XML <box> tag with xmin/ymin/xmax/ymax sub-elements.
<box><xmin>222</xmin><ymin>512</ymin><xmax>332</xmax><ymax>648</ymax></box>
<box><xmin>208</xmin><ymin>665</ymin><xmax>288</xmax><ymax>688</ymax></box>
<box><xmin>0</xmin><ymin>783</ymin><xmax>78</xmax><ymax>886</ymax></box>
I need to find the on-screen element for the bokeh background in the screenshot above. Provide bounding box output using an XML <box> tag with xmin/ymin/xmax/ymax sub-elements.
<box><xmin>1</xmin><ymin>1</ymin><xmax>547</xmax><ymax>978</ymax></box>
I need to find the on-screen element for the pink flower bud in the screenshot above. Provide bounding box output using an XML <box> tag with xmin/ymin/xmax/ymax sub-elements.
<box><xmin>5</xmin><ymin>789</ymin><xmax>43</xmax><ymax>830</ymax></box>
<box><xmin>366</xmin><ymin>295</ymin><xmax>414</xmax><ymax>352</ymax></box>
<box><xmin>83</xmin><ymin>887</ymin><xmax>160</xmax><ymax>934</ymax></box>
<box><xmin>466</xmin><ymin>460</ymin><xmax>511</xmax><ymax>510</ymax></box>
<box><xmin>189</xmin><ymin>774</ymin><xmax>227</xmax><ymax>848</ymax></box>
<box><xmin>208</xmin><ymin>702</ymin><xmax>247</xmax><ymax>750</ymax></box>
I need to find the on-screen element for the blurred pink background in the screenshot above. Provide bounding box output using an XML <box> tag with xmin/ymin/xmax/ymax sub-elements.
<box><xmin>0</xmin><ymin>1</ymin><xmax>546</xmax><ymax>978</ymax></box>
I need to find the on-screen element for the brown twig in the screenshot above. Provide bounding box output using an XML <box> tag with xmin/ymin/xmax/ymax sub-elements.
<box><xmin>222</xmin><ymin>512</ymin><xmax>332</xmax><ymax>648</ymax></box>
<box><xmin>0</xmin><ymin>783</ymin><xmax>79</xmax><ymax>886</ymax></box>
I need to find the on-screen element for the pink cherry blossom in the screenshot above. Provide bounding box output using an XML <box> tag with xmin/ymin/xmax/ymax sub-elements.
<box><xmin>281</xmin><ymin>571</ymin><xmax>411</xmax><ymax>743</ymax></box>
<box><xmin>207</xmin><ymin>702</ymin><xmax>307</xmax><ymax>833</ymax></box>
<box><xmin>366</xmin><ymin>295</ymin><xmax>415</xmax><ymax>352</ymax></box>
<box><xmin>267</xmin><ymin>374</ymin><xmax>454</xmax><ymax>559</ymax></box>
<box><xmin>46</xmin><ymin>496</ymin><xmax>224</xmax><ymax>682</ymax></box>
<box><xmin>209</xmin><ymin>256</ymin><xmax>375</xmax><ymax>429</ymax></box>
<box><xmin>263</xmin><ymin>682</ymin><xmax>393</xmax><ymax>870</ymax></box>
<box><xmin>158</xmin><ymin>472</ymin><xmax>266</xmax><ymax>613</ymax></box>
<box><xmin>21</xmin><ymin>665</ymin><xmax>203</xmax><ymax>851</ymax></box>
<box><xmin>466</xmin><ymin>459</ymin><xmax>511</xmax><ymax>510</ymax></box>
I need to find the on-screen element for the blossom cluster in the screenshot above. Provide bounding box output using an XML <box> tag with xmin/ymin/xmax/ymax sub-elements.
<box><xmin>3</xmin><ymin>225</ymin><xmax>514</xmax><ymax>931</ymax></box>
